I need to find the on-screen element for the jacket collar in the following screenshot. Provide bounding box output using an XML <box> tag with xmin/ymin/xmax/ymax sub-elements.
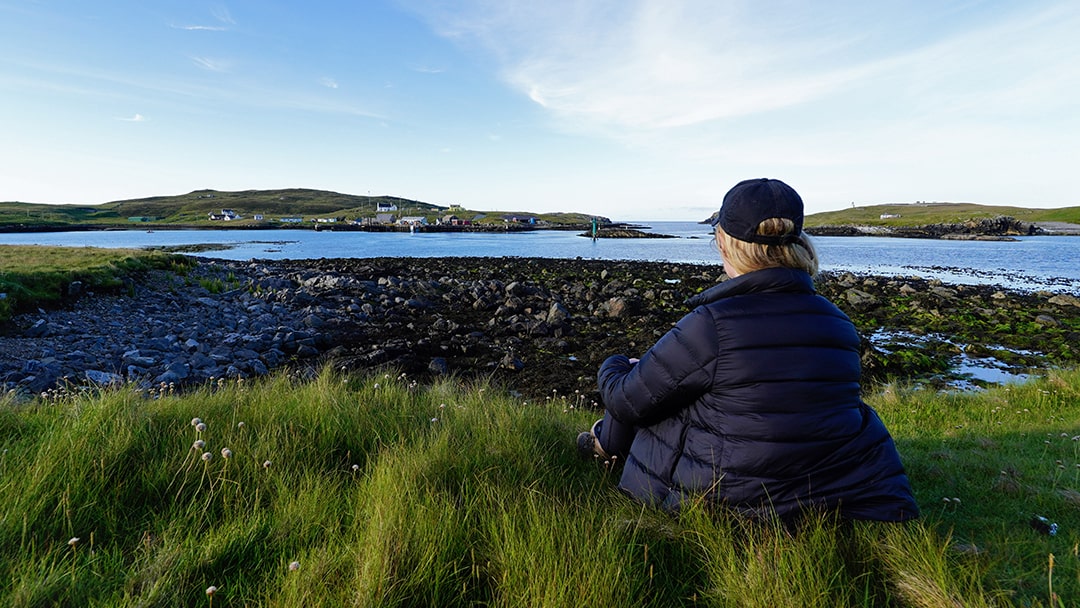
<box><xmin>686</xmin><ymin>267</ymin><xmax>816</xmax><ymax>308</ymax></box>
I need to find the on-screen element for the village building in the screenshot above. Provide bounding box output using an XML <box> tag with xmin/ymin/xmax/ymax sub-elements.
<box><xmin>440</xmin><ymin>214</ymin><xmax>471</xmax><ymax>226</ymax></box>
<box><xmin>208</xmin><ymin>209</ymin><xmax>240</xmax><ymax>221</ymax></box>
<box><xmin>503</xmin><ymin>215</ymin><xmax>537</xmax><ymax>225</ymax></box>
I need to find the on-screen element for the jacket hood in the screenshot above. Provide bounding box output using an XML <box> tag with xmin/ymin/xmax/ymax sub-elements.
<box><xmin>686</xmin><ymin>267</ymin><xmax>815</xmax><ymax>308</ymax></box>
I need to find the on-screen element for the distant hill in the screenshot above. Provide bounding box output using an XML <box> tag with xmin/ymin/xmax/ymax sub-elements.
<box><xmin>0</xmin><ymin>188</ymin><xmax>603</xmax><ymax>229</ymax></box>
<box><xmin>805</xmin><ymin>201</ymin><xmax>1080</xmax><ymax>228</ymax></box>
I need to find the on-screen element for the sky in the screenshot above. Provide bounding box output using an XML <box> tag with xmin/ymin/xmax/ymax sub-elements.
<box><xmin>1</xmin><ymin>1</ymin><xmax>1077</xmax><ymax>221</ymax></box>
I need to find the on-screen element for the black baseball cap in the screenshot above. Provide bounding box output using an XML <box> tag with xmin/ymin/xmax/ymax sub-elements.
<box><xmin>710</xmin><ymin>178</ymin><xmax>804</xmax><ymax>245</ymax></box>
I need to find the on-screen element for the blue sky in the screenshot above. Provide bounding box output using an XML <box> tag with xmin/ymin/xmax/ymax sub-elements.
<box><xmin>1</xmin><ymin>0</ymin><xmax>1076</xmax><ymax>220</ymax></box>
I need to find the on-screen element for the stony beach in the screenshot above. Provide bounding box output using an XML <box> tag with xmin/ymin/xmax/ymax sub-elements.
<box><xmin>2</xmin><ymin>256</ymin><xmax>1078</xmax><ymax>402</ymax></box>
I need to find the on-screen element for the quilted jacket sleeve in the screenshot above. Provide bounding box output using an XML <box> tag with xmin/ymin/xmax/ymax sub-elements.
<box><xmin>598</xmin><ymin>306</ymin><xmax>718</xmax><ymax>427</ymax></box>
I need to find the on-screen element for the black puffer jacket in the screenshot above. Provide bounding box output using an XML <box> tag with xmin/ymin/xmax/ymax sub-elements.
<box><xmin>598</xmin><ymin>267</ymin><xmax>918</xmax><ymax>521</ymax></box>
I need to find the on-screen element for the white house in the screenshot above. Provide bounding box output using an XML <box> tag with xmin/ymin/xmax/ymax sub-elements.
<box><xmin>376</xmin><ymin>202</ymin><xmax>398</xmax><ymax>212</ymax></box>
<box><xmin>208</xmin><ymin>209</ymin><xmax>240</xmax><ymax>221</ymax></box>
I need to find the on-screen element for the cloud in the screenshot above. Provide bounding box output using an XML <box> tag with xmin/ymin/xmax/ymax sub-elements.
<box><xmin>319</xmin><ymin>77</ymin><xmax>339</xmax><ymax>89</ymax></box>
<box><xmin>190</xmin><ymin>56</ymin><xmax>230</xmax><ymax>72</ymax></box>
<box><xmin>211</xmin><ymin>5</ymin><xmax>236</xmax><ymax>25</ymax></box>
<box><xmin>405</xmin><ymin>1</ymin><xmax>880</xmax><ymax>130</ymax></box>
<box><xmin>409</xmin><ymin>0</ymin><xmax>1080</xmax><ymax>134</ymax></box>
<box><xmin>411</xmin><ymin>65</ymin><xmax>445</xmax><ymax>74</ymax></box>
<box><xmin>171</xmin><ymin>24</ymin><xmax>229</xmax><ymax>32</ymax></box>
<box><xmin>119</xmin><ymin>113</ymin><xmax>147</xmax><ymax>122</ymax></box>
<box><xmin>170</xmin><ymin>6</ymin><xmax>235</xmax><ymax>32</ymax></box>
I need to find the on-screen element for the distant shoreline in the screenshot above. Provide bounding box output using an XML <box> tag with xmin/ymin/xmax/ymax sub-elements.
<box><xmin>0</xmin><ymin>223</ymin><xmax>573</xmax><ymax>234</ymax></box>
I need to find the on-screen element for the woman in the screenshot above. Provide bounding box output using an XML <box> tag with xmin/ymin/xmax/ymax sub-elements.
<box><xmin>578</xmin><ymin>178</ymin><xmax>918</xmax><ymax>522</ymax></box>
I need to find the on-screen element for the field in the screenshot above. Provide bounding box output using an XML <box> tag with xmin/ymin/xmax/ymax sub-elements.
<box><xmin>2</xmin><ymin>365</ymin><xmax>1080</xmax><ymax>606</ymax></box>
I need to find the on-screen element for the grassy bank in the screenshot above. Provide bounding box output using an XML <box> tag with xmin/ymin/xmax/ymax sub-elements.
<box><xmin>0</xmin><ymin>246</ymin><xmax>192</xmax><ymax>322</ymax></box>
<box><xmin>2</xmin><ymin>367</ymin><xmax>1080</xmax><ymax>606</ymax></box>
<box><xmin>805</xmin><ymin>202</ymin><xmax>1080</xmax><ymax>228</ymax></box>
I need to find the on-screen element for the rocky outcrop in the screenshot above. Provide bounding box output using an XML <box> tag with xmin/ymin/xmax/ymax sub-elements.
<box><xmin>2</xmin><ymin>256</ymin><xmax>1079</xmax><ymax>401</ymax></box>
<box><xmin>0</xmin><ymin>263</ymin><xmax>326</xmax><ymax>396</ymax></box>
<box><xmin>806</xmin><ymin>216</ymin><xmax>1040</xmax><ymax>240</ymax></box>
<box><xmin>580</xmin><ymin>228</ymin><xmax>679</xmax><ymax>239</ymax></box>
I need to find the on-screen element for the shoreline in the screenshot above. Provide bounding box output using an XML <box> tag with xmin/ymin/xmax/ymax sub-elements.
<box><xmin>2</xmin><ymin>256</ymin><xmax>1078</xmax><ymax>401</ymax></box>
<box><xmin>4</xmin><ymin>217</ymin><xmax>1080</xmax><ymax>237</ymax></box>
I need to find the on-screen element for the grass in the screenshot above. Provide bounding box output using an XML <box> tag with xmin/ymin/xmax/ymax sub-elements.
<box><xmin>0</xmin><ymin>245</ymin><xmax>193</xmax><ymax>322</ymax></box>
<box><xmin>805</xmin><ymin>202</ymin><xmax>1080</xmax><ymax>228</ymax></box>
<box><xmin>0</xmin><ymin>188</ymin><xmax>600</xmax><ymax>229</ymax></box>
<box><xmin>3</xmin><ymin>367</ymin><xmax>1080</xmax><ymax>606</ymax></box>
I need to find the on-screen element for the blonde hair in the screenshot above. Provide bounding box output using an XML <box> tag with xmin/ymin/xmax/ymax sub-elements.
<box><xmin>716</xmin><ymin>218</ymin><xmax>819</xmax><ymax>276</ymax></box>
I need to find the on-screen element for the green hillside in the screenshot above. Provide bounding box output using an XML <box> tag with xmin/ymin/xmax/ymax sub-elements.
<box><xmin>0</xmin><ymin>189</ymin><xmax>439</xmax><ymax>227</ymax></box>
<box><xmin>8</xmin><ymin>190</ymin><xmax>1076</xmax><ymax>230</ymax></box>
<box><xmin>806</xmin><ymin>201</ymin><xmax>1080</xmax><ymax>227</ymax></box>
<box><xmin>0</xmin><ymin>188</ymin><xmax>601</xmax><ymax>228</ymax></box>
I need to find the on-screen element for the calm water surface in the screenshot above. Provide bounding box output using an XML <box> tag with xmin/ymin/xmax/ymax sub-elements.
<box><xmin>2</xmin><ymin>221</ymin><xmax>1077</xmax><ymax>293</ymax></box>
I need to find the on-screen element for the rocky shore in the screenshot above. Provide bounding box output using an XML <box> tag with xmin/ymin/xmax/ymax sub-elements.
<box><xmin>2</xmin><ymin>256</ymin><xmax>1078</xmax><ymax>402</ymax></box>
<box><xmin>805</xmin><ymin>216</ymin><xmax>1041</xmax><ymax>240</ymax></box>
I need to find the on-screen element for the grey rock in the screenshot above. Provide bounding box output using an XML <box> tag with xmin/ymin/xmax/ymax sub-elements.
<box><xmin>1036</xmin><ymin>314</ymin><xmax>1060</xmax><ymax>327</ymax></box>
<box><xmin>86</xmin><ymin>370</ymin><xmax>124</xmax><ymax>386</ymax></box>
<box><xmin>1049</xmin><ymin>294</ymin><xmax>1080</xmax><ymax>308</ymax></box>
<box><xmin>26</xmin><ymin>319</ymin><xmax>50</xmax><ymax>338</ymax></box>
<box><xmin>546</xmin><ymin>302</ymin><xmax>570</xmax><ymax>327</ymax></box>
<box><xmin>844</xmin><ymin>289</ymin><xmax>879</xmax><ymax>308</ymax></box>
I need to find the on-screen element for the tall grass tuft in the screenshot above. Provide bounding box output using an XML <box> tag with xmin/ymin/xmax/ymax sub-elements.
<box><xmin>2</xmin><ymin>366</ymin><xmax>1080</xmax><ymax>606</ymax></box>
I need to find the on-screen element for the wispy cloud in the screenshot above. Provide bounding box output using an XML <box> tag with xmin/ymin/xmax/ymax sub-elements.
<box><xmin>411</xmin><ymin>65</ymin><xmax>444</xmax><ymax>74</ymax></box>
<box><xmin>118</xmin><ymin>113</ymin><xmax>147</xmax><ymax>122</ymax></box>
<box><xmin>190</xmin><ymin>56</ymin><xmax>230</xmax><ymax>72</ymax></box>
<box><xmin>172</xmin><ymin>5</ymin><xmax>235</xmax><ymax>31</ymax></box>
<box><xmin>408</xmin><ymin>0</ymin><xmax>1080</xmax><ymax>134</ymax></box>
<box><xmin>211</xmin><ymin>5</ymin><xmax>236</xmax><ymax>25</ymax></box>
<box><xmin>170</xmin><ymin>24</ymin><xmax>229</xmax><ymax>32</ymax></box>
<box><xmin>319</xmin><ymin>77</ymin><xmax>339</xmax><ymax>89</ymax></box>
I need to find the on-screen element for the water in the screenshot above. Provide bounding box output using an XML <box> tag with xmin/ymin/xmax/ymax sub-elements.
<box><xmin>1</xmin><ymin>221</ymin><xmax>1078</xmax><ymax>293</ymax></box>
